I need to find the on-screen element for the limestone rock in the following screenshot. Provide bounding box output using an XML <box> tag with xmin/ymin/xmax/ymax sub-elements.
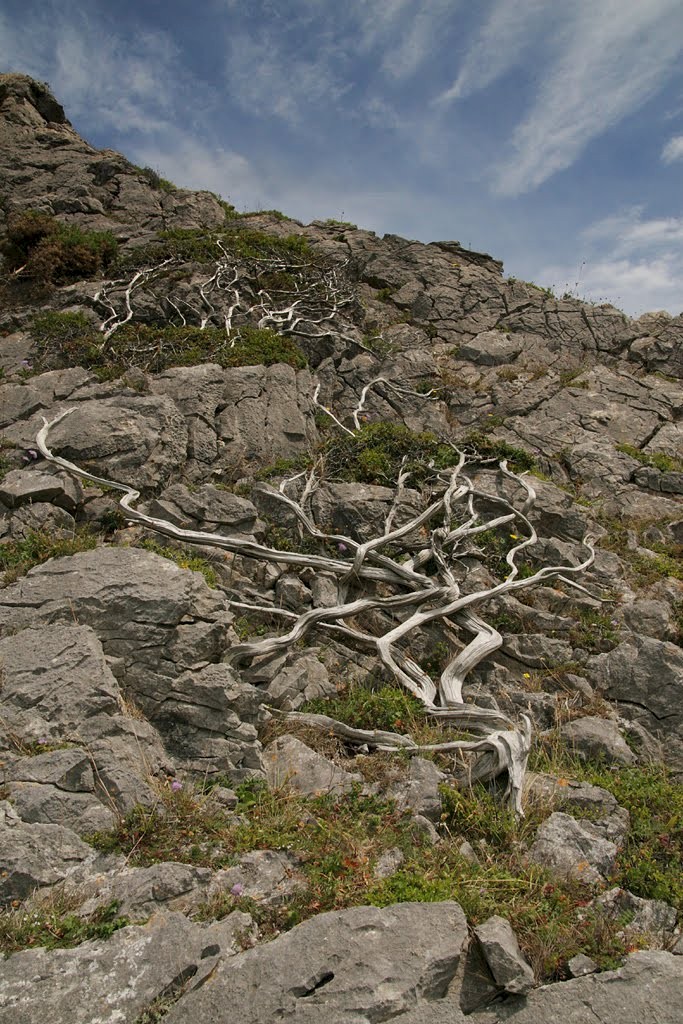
<box><xmin>44</xmin><ymin>394</ymin><xmax>188</xmax><ymax>490</ymax></box>
<box><xmin>591</xmin><ymin>637</ymin><xmax>683</xmax><ymax>765</ymax></box>
<box><xmin>559</xmin><ymin>717</ymin><xmax>636</xmax><ymax>766</ymax></box>
<box><xmin>209</xmin><ymin>850</ymin><xmax>307</xmax><ymax>907</ymax></box>
<box><xmin>525</xmin><ymin>811</ymin><xmax>623</xmax><ymax>884</ymax></box>
<box><xmin>0</xmin><ymin>468</ymin><xmax>83</xmax><ymax>510</ymax></box>
<box><xmin>163</xmin><ymin>901</ymin><xmax>469</xmax><ymax>1024</ymax></box>
<box><xmin>596</xmin><ymin>887</ymin><xmax>678</xmax><ymax>938</ymax></box>
<box><xmin>474</xmin><ymin>915</ymin><xmax>535</xmax><ymax>994</ymax></box>
<box><xmin>0</xmin><ymin>814</ymin><xmax>94</xmax><ymax>904</ymax></box>
<box><xmin>0</xmin><ymin>910</ymin><xmax>252</xmax><ymax>1024</ymax></box>
<box><xmin>264</xmin><ymin>734</ymin><xmax>362</xmax><ymax>795</ymax></box>
<box><xmin>389</xmin><ymin>756</ymin><xmax>446</xmax><ymax>822</ymax></box>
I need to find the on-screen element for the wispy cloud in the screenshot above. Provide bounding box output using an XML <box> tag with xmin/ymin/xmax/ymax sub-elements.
<box><xmin>496</xmin><ymin>0</ymin><xmax>683</xmax><ymax>194</ymax></box>
<box><xmin>538</xmin><ymin>206</ymin><xmax>683</xmax><ymax>315</ymax></box>
<box><xmin>0</xmin><ymin>8</ymin><xmax>188</xmax><ymax>138</ymax></box>
<box><xmin>662</xmin><ymin>134</ymin><xmax>683</xmax><ymax>163</ymax></box>
<box><xmin>436</xmin><ymin>0</ymin><xmax>683</xmax><ymax>195</ymax></box>
<box><xmin>437</xmin><ymin>0</ymin><xmax>555</xmax><ymax>104</ymax></box>
<box><xmin>584</xmin><ymin>207</ymin><xmax>683</xmax><ymax>251</ymax></box>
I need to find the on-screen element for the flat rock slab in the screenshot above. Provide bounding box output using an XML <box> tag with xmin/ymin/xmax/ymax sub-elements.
<box><xmin>395</xmin><ymin>952</ymin><xmax>683</xmax><ymax>1023</ymax></box>
<box><xmin>164</xmin><ymin>901</ymin><xmax>469</xmax><ymax>1024</ymax></box>
<box><xmin>0</xmin><ymin>911</ymin><xmax>252</xmax><ymax>1024</ymax></box>
<box><xmin>0</xmin><ymin>812</ymin><xmax>94</xmax><ymax>905</ymax></box>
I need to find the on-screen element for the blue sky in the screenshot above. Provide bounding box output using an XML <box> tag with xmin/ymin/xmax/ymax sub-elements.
<box><xmin>2</xmin><ymin>0</ymin><xmax>683</xmax><ymax>316</ymax></box>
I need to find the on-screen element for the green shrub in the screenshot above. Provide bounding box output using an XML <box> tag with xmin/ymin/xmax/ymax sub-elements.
<box><xmin>30</xmin><ymin>313</ymin><xmax>307</xmax><ymax>377</ymax></box>
<box><xmin>133</xmin><ymin>165</ymin><xmax>176</xmax><ymax>192</ymax></box>
<box><xmin>1</xmin><ymin>210</ymin><xmax>118</xmax><ymax>284</ymax></box>
<box><xmin>324</xmin><ymin>422</ymin><xmax>458</xmax><ymax>484</ymax></box>
<box><xmin>460</xmin><ymin>430</ymin><xmax>536</xmax><ymax>471</ymax></box>
<box><xmin>616</xmin><ymin>444</ymin><xmax>683</xmax><ymax>474</ymax></box>
<box><xmin>0</xmin><ymin>530</ymin><xmax>98</xmax><ymax>585</ymax></box>
<box><xmin>304</xmin><ymin>678</ymin><xmax>426</xmax><ymax>733</ymax></box>
<box><xmin>115</xmin><ymin>226</ymin><xmax>310</xmax><ymax>271</ymax></box>
<box><xmin>586</xmin><ymin>765</ymin><xmax>683</xmax><ymax>908</ymax></box>
<box><xmin>0</xmin><ymin>898</ymin><xmax>129</xmax><ymax>955</ymax></box>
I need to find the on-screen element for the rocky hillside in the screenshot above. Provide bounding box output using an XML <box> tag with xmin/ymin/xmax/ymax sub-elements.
<box><xmin>0</xmin><ymin>72</ymin><xmax>681</xmax><ymax>1023</ymax></box>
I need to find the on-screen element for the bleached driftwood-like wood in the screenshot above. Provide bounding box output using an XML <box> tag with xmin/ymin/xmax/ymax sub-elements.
<box><xmin>37</xmin><ymin>401</ymin><xmax>595</xmax><ymax>816</ymax></box>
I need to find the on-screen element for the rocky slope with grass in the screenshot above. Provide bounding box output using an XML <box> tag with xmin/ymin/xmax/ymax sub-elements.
<box><xmin>0</xmin><ymin>72</ymin><xmax>682</xmax><ymax>1023</ymax></box>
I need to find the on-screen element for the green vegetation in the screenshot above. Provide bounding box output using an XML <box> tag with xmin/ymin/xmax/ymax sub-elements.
<box><xmin>253</xmin><ymin>453</ymin><xmax>312</xmax><ymax>481</ymax></box>
<box><xmin>323</xmin><ymin>422</ymin><xmax>457</xmax><ymax>485</ymax></box>
<box><xmin>304</xmin><ymin>678</ymin><xmax>426</xmax><ymax>734</ymax></box>
<box><xmin>239</xmin><ymin>209</ymin><xmax>292</xmax><ymax>222</ymax></box>
<box><xmin>0</xmin><ymin>441</ymin><xmax>13</xmax><ymax>482</ymax></box>
<box><xmin>566</xmin><ymin>607</ymin><xmax>620</xmax><ymax>651</ymax></box>
<box><xmin>30</xmin><ymin>312</ymin><xmax>307</xmax><ymax>378</ymax></box>
<box><xmin>322</xmin><ymin>218</ymin><xmax>357</xmax><ymax>229</ymax></box>
<box><xmin>597</xmin><ymin>515</ymin><xmax>683</xmax><ymax>585</ymax></box>
<box><xmin>131</xmin><ymin>165</ymin><xmax>176</xmax><ymax>192</ymax></box>
<box><xmin>1</xmin><ymin>209</ymin><xmax>118</xmax><ymax>284</ymax></box>
<box><xmin>0</xmin><ymin>897</ymin><xmax>129</xmax><ymax>956</ymax></box>
<box><xmin>322</xmin><ymin>422</ymin><xmax>536</xmax><ymax>486</ymax></box>
<box><xmin>137</xmin><ymin>539</ymin><xmax>219</xmax><ymax>588</ymax></box>
<box><xmin>459</xmin><ymin>429</ymin><xmax>536</xmax><ymax>472</ymax></box>
<box><xmin>616</xmin><ymin>444</ymin><xmax>683</xmax><ymax>474</ymax></box>
<box><xmin>115</xmin><ymin>226</ymin><xmax>311</xmax><ymax>271</ymax></box>
<box><xmin>86</xmin><ymin>762</ymin><xmax>669</xmax><ymax>981</ymax></box>
<box><xmin>529</xmin><ymin>751</ymin><xmax>683</xmax><ymax>911</ymax></box>
<box><xmin>0</xmin><ymin>529</ymin><xmax>98</xmax><ymax>585</ymax></box>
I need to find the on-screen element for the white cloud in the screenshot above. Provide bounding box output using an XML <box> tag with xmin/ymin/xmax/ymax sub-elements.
<box><xmin>495</xmin><ymin>0</ymin><xmax>683</xmax><ymax>195</ymax></box>
<box><xmin>584</xmin><ymin>208</ymin><xmax>683</xmax><ymax>252</ymax></box>
<box><xmin>0</xmin><ymin>9</ymin><xmax>186</xmax><ymax>139</ymax></box>
<box><xmin>380</xmin><ymin>1</ymin><xmax>460</xmax><ymax>81</ymax></box>
<box><xmin>437</xmin><ymin>0</ymin><xmax>555</xmax><ymax>104</ymax></box>
<box><xmin>434</xmin><ymin>0</ymin><xmax>683</xmax><ymax>195</ymax></box>
<box><xmin>662</xmin><ymin>134</ymin><xmax>683</xmax><ymax>163</ymax></box>
<box><xmin>223</xmin><ymin>32</ymin><xmax>350</xmax><ymax>127</ymax></box>
<box><xmin>537</xmin><ymin>206</ymin><xmax>683</xmax><ymax>316</ymax></box>
<box><xmin>128</xmin><ymin>139</ymin><xmax>254</xmax><ymax>207</ymax></box>
<box><xmin>540</xmin><ymin>255</ymin><xmax>682</xmax><ymax>317</ymax></box>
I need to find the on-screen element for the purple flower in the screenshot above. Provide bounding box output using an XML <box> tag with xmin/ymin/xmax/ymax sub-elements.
<box><xmin>171</xmin><ymin>779</ymin><xmax>183</xmax><ymax>792</ymax></box>
<box><xmin>20</xmin><ymin>360</ymin><xmax>32</xmax><ymax>370</ymax></box>
<box><xmin>338</xmin><ymin>543</ymin><xmax>347</xmax><ymax>553</ymax></box>
<box><xmin>37</xmin><ymin>737</ymin><xmax>48</xmax><ymax>745</ymax></box>
<box><xmin>230</xmin><ymin>883</ymin><xmax>244</xmax><ymax>897</ymax></box>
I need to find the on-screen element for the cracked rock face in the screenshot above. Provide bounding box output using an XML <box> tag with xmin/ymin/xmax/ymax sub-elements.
<box><xmin>0</xmin><ymin>72</ymin><xmax>682</xmax><ymax>1024</ymax></box>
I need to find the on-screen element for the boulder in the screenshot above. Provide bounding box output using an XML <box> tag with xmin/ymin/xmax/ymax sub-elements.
<box><xmin>0</xmin><ymin>811</ymin><xmax>94</xmax><ymax>904</ymax></box>
<box><xmin>591</xmin><ymin>637</ymin><xmax>683</xmax><ymax>765</ymax></box>
<box><xmin>559</xmin><ymin>717</ymin><xmax>636</xmax><ymax>766</ymax></box>
<box><xmin>474</xmin><ymin>915</ymin><xmax>535</xmax><ymax>994</ymax></box>
<box><xmin>525</xmin><ymin>811</ymin><xmax>625</xmax><ymax>884</ymax></box>
<box><xmin>264</xmin><ymin>735</ymin><xmax>362</xmax><ymax>796</ymax></box>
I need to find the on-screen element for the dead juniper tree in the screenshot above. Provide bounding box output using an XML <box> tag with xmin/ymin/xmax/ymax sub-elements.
<box><xmin>90</xmin><ymin>234</ymin><xmax>357</xmax><ymax>359</ymax></box>
<box><xmin>37</xmin><ymin>381</ymin><xmax>595</xmax><ymax>816</ymax></box>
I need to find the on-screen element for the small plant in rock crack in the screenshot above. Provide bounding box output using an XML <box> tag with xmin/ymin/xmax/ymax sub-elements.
<box><xmin>0</xmin><ymin>895</ymin><xmax>129</xmax><ymax>955</ymax></box>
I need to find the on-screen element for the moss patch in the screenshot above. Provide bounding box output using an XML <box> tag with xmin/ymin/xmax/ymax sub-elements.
<box><xmin>1</xmin><ymin>210</ymin><xmax>117</xmax><ymax>284</ymax></box>
<box><xmin>30</xmin><ymin>312</ymin><xmax>307</xmax><ymax>378</ymax></box>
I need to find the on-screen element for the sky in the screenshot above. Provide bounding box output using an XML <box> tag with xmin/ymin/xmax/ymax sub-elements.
<box><xmin>2</xmin><ymin>0</ymin><xmax>683</xmax><ymax>318</ymax></box>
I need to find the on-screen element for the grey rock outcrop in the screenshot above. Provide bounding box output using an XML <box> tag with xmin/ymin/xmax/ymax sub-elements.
<box><xmin>264</xmin><ymin>734</ymin><xmax>362</xmax><ymax>795</ymax></box>
<box><xmin>525</xmin><ymin>810</ymin><xmax>626</xmax><ymax>884</ymax></box>
<box><xmin>0</xmin><ymin>910</ymin><xmax>253</xmax><ymax>1024</ymax></box>
<box><xmin>163</xmin><ymin>901</ymin><xmax>469</xmax><ymax>1024</ymax></box>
